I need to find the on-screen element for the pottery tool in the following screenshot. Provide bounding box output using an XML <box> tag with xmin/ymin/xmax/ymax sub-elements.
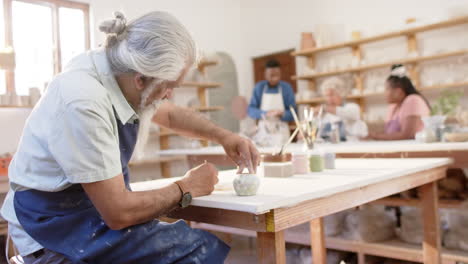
<box><xmin>277</xmin><ymin>127</ymin><xmax>299</xmax><ymax>155</ymax></box>
<box><xmin>290</xmin><ymin>106</ymin><xmax>310</xmax><ymax>145</ymax></box>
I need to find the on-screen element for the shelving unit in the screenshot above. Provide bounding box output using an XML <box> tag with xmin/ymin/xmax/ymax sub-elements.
<box><xmin>190</xmin><ymin>195</ymin><xmax>468</xmax><ymax>264</ymax></box>
<box><xmin>291</xmin><ymin>16</ymin><xmax>468</xmax><ymax>109</ymax></box>
<box><xmin>156</xmin><ymin>59</ymin><xmax>223</xmax><ymax>177</ymax></box>
<box><xmin>292</xmin><ymin>16</ymin><xmax>468</xmax><ymax>57</ymax></box>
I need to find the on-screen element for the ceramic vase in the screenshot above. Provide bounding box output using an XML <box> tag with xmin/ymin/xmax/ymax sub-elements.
<box><xmin>300</xmin><ymin>32</ymin><xmax>316</xmax><ymax>50</ymax></box>
<box><xmin>233</xmin><ymin>173</ymin><xmax>260</xmax><ymax>196</ymax></box>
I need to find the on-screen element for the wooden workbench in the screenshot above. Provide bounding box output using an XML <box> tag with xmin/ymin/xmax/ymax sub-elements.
<box><xmin>156</xmin><ymin>140</ymin><xmax>468</xmax><ymax>169</ymax></box>
<box><xmin>131</xmin><ymin>158</ymin><xmax>452</xmax><ymax>264</ymax></box>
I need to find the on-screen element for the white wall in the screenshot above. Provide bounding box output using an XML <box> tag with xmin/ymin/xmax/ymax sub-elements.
<box><xmin>81</xmin><ymin>0</ymin><xmax>243</xmax><ymax>86</ymax></box>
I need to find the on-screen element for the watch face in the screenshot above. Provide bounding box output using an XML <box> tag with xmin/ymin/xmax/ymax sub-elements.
<box><xmin>180</xmin><ymin>193</ymin><xmax>192</xmax><ymax>208</ymax></box>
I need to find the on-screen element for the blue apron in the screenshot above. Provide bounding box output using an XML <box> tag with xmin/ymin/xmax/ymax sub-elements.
<box><xmin>13</xmin><ymin>111</ymin><xmax>229</xmax><ymax>263</ymax></box>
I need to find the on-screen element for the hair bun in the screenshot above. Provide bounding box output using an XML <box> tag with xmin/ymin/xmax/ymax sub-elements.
<box><xmin>99</xmin><ymin>11</ymin><xmax>127</xmax><ymax>35</ymax></box>
<box><xmin>390</xmin><ymin>64</ymin><xmax>407</xmax><ymax>78</ymax></box>
<box><xmin>391</xmin><ymin>64</ymin><xmax>403</xmax><ymax>71</ymax></box>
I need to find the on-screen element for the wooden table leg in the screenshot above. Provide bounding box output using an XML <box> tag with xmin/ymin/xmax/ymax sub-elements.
<box><xmin>257</xmin><ymin>231</ymin><xmax>286</xmax><ymax>264</ymax></box>
<box><xmin>419</xmin><ymin>182</ymin><xmax>441</xmax><ymax>264</ymax></box>
<box><xmin>310</xmin><ymin>218</ymin><xmax>326</xmax><ymax>264</ymax></box>
<box><xmin>160</xmin><ymin>162</ymin><xmax>171</xmax><ymax>178</ymax></box>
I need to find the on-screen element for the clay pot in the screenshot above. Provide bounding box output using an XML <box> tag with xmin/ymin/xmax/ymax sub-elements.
<box><xmin>301</xmin><ymin>32</ymin><xmax>316</xmax><ymax>50</ymax></box>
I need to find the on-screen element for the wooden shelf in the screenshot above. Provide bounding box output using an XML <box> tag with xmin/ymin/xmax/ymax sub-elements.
<box><xmin>293</xmin><ymin>49</ymin><xmax>468</xmax><ymax>80</ymax></box>
<box><xmin>297</xmin><ymin>81</ymin><xmax>468</xmax><ymax>105</ymax></box>
<box><xmin>192</xmin><ymin>222</ymin><xmax>468</xmax><ymax>263</ymax></box>
<box><xmin>371</xmin><ymin>197</ymin><xmax>463</xmax><ymax>209</ymax></box>
<box><xmin>181</xmin><ymin>82</ymin><xmax>222</xmax><ymax>88</ymax></box>
<box><xmin>198</xmin><ymin>59</ymin><xmax>218</xmax><ymax>69</ymax></box>
<box><xmin>292</xmin><ymin>16</ymin><xmax>468</xmax><ymax>57</ymax></box>
<box><xmin>129</xmin><ymin>155</ymin><xmax>186</xmax><ymax>166</ymax></box>
<box><xmin>0</xmin><ymin>105</ymin><xmax>32</xmax><ymax>108</ymax></box>
<box><xmin>192</xmin><ymin>106</ymin><xmax>224</xmax><ymax>112</ymax></box>
<box><xmin>324</xmin><ymin>237</ymin><xmax>468</xmax><ymax>263</ymax></box>
<box><xmin>159</xmin><ymin>131</ymin><xmax>178</xmax><ymax>137</ymax></box>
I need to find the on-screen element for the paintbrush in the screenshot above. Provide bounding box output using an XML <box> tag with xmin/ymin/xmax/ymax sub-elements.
<box><xmin>277</xmin><ymin>127</ymin><xmax>299</xmax><ymax>155</ymax></box>
<box><xmin>303</xmin><ymin>108</ymin><xmax>312</xmax><ymax>138</ymax></box>
<box><xmin>290</xmin><ymin>106</ymin><xmax>310</xmax><ymax>146</ymax></box>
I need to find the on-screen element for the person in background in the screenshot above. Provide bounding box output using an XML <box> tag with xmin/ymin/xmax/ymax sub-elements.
<box><xmin>368</xmin><ymin>64</ymin><xmax>431</xmax><ymax>140</ymax></box>
<box><xmin>248</xmin><ymin>59</ymin><xmax>297</xmax><ymax>144</ymax></box>
<box><xmin>320</xmin><ymin>77</ymin><xmax>368</xmax><ymax>141</ymax></box>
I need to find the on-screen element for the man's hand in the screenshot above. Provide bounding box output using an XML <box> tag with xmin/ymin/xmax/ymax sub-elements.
<box><xmin>266</xmin><ymin>110</ymin><xmax>283</xmax><ymax>118</ymax></box>
<box><xmin>219</xmin><ymin>132</ymin><xmax>260</xmax><ymax>174</ymax></box>
<box><xmin>180</xmin><ymin>162</ymin><xmax>219</xmax><ymax>197</ymax></box>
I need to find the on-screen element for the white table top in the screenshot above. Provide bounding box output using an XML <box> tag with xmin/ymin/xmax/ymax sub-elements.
<box><xmin>155</xmin><ymin>140</ymin><xmax>468</xmax><ymax>156</ymax></box>
<box><xmin>131</xmin><ymin>158</ymin><xmax>452</xmax><ymax>215</ymax></box>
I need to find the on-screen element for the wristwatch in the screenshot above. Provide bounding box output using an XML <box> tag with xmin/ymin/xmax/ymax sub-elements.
<box><xmin>174</xmin><ymin>180</ymin><xmax>192</xmax><ymax>208</ymax></box>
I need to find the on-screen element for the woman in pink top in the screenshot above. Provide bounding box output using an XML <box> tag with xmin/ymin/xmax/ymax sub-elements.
<box><xmin>369</xmin><ymin>64</ymin><xmax>431</xmax><ymax>140</ymax></box>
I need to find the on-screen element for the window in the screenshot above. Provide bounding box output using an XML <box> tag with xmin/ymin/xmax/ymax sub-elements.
<box><xmin>0</xmin><ymin>1</ymin><xmax>6</xmax><ymax>94</ymax></box>
<box><xmin>2</xmin><ymin>0</ymin><xmax>90</xmax><ymax>95</ymax></box>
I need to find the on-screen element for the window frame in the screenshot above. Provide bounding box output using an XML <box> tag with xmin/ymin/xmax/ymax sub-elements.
<box><xmin>2</xmin><ymin>0</ymin><xmax>90</xmax><ymax>92</ymax></box>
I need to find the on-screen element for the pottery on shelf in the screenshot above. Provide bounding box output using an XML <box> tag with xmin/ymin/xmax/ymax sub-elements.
<box><xmin>300</xmin><ymin>32</ymin><xmax>316</xmax><ymax>50</ymax></box>
<box><xmin>233</xmin><ymin>173</ymin><xmax>260</xmax><ymax>196</ymax></box>
<box><xmin>351</xmin><ymin>31</ymin><xmax>361</xmax><ymax>41</ymax></box>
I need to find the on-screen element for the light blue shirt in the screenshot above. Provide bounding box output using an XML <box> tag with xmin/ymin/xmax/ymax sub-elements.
<box><xmin>1</xmin><ymin>49</ymin><xmax>138</xmax><ymax>256</ymax></box>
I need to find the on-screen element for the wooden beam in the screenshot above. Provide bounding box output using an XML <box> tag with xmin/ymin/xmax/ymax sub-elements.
<box><xmin>160</xmin><ymin>162</ymin><xmax>171</xmax><ymax>178</ymax></box>
<box><xmin>307</xmin><ymin>80</ymin><xmax>316</xmax><ymax>91</ymax></box>
<box><xmin>306</xmin><ymin>56</ymin><xmax>315</xmax><ymax>69</ymax></box>
<box><xmin>419</xmin><ymin>182</ymin><xmax>442</xmax><ymax>264</ymax></box>
<box><xmin>268</xmin><ymin>166</ymin><xmax>447</xmax><ymax>231</ymax></box>
<box><xmin>167</xmin><ymin>206</ymin><xmax>269</xmax><ymax>232</ymax></box>
<box><xmin>354</xmin><ymin>73</ymin><xmax>364</xmax><ymax>93</ymax></box>
<box><xmin>337</xmin><ymin>150</ymin><xmax>468</xmax><ymax>169</ymax></box>
<box><xmin>371</xmin><ymin>197</ymin><xmax>463</xmax><ymax>209</ymax></box>
<box><xmin>357</xmin><ymin>252</ymin><xmax>366</xmax><ymax>264</ymax></box>
<box><xmin>160</xmin><ymin>136</ymin><xmax>170</xmax><ymax>150</ymax></box>
<box><xmin>257</xmin><ymin>231</ymin><xmax>286</xmax><ymax>264</ymax></box>
<box><xmin>197</xmin><ymin>87</ymin><xmax>207</xmax><ymax>107</ymax></box>
<box><xmin>407</xmin><ymin>34</ymin><xmax>418</xmax><ymax>53</ymax></box>
<box><xmin>310</xmin><ymin>218</ymin><xmax>326</xmax><ymax>264</ymax></box>
<box><xmin>352</xmin><ymin>46</ymin><xmax>362</xmax><ymax>61</ymax></box>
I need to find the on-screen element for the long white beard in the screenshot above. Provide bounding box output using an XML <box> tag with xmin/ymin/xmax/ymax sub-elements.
<box><xmin>132</xmin><ymin>86</ymin><xmax>163</xmax><ymax>161</ymax></box>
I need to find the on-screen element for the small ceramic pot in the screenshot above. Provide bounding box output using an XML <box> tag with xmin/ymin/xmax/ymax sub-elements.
<box><xmin>300</xmin><ymin>32</ymin><xmax>316</xmax><ymax>50</ymax></box>
<box><xmin>233</xmin><ymin>173</ymin><xmax>260</xmax><ymax>196</ymax></box>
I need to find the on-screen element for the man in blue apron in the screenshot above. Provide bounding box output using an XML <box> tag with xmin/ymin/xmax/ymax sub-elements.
<box><xmin>247</xmin><ymin>59</ymin><xmax>297</xmax><ymax>145</ymax></box>
<box><xmin>1</xmin><ymin>11</ymin><xmax>259</xmax><ymax>263</ymax></box>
